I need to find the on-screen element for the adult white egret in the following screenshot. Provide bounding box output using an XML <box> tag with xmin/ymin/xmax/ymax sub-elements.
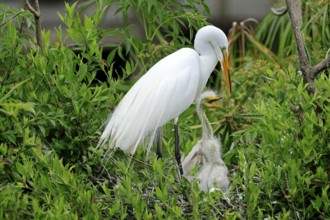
<box><xmin>97</xmin><ymin>25</ymin><xmax>231</xmax><ymax>172</ymax></box>
<box><xmin>182</xmin><ymin>90</ymin><xmax>229</xmax><ymax>192</ymax></box>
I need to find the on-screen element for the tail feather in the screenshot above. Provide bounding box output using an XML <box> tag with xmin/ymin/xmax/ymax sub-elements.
<box><xmin>98</xmin><ymin>78</ymin><xmax>176</xmax><ymax>156</ymax></box>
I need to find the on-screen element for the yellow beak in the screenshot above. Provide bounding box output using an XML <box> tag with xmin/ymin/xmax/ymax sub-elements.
<box><xmin>204</xmin><ymin>96</ymin><xmax>222</xmax><ymax>108</ymax></box>
<box><xmin>220</xmin><ymin>50</ymin><xmax>231</xmax><ymax>94</ymax></box>
<box><xmin>205</xmin><ymin>103</ymin><xmax>221</xmax><ymax>108</ymax></box>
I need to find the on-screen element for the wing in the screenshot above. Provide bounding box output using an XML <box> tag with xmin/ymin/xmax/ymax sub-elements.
<box><xmin>98</xmin><ymin>48</ymin><xmax>201</xmax><ymax>155</ymax></box>
<box><xmin>182</xmin><ymin>141</ymin><xmax>203</xmax><ymax>177</ymax></box>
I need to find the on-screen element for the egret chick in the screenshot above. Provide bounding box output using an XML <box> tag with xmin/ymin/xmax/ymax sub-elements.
<box><xmin>182</xmin><ymin>90</ymin><xmax>229</xmax><ymax>192</ymax></box>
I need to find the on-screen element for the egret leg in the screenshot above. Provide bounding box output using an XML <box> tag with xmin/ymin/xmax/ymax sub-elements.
<box><xmin>156</xmin><ymin>128</ymin><xmax>162</xmax><ymax>159</ymax></box>
<box><xmin>174</xmin><ymin>118</ymin><xmax>183</xmax><ymax>176</ymax></box>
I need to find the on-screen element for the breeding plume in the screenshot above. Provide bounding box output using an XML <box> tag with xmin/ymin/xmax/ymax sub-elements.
<box><xmin>98</xmin><ymin>25</ymin><xmax>231</xmax><ymax>163</ymax></box>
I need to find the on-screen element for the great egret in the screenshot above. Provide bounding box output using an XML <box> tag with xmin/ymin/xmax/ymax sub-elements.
<box><xmin>182</xmin><ymin>90</ymin><xmax>229</xmax><ymax>192</ymax></box>
<box><xmin>97</xmin><ymin>25</ymin><xmax>231</xmax><ymax>171</ymax></box>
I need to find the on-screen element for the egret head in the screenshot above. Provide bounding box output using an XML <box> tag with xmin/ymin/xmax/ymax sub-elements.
<box><xmin>199</xmin><ymin>90</ymin><xmax>222</xmax><ymax>109</ymax></box>
<box><xmin>195</xmin><ymin>90</ymin><xmax>220</xmax><ymax>140</ymax></box>
<box><xmin>194</xmin><ymin>25</ymin><xmax>231</xmax><ymax>93</ymax></box>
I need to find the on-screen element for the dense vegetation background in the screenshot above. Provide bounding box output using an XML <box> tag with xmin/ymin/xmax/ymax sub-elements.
<box><xmin>0</xmin><ymin>0</ymin><xmax>329</xmax><ymax>219</ymax></box>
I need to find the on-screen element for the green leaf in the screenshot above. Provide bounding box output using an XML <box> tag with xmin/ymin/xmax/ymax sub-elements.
<box><xmin>0</xmin><ymin>78</ymin><xmax>31</xmax><ymax>102</ymax></box>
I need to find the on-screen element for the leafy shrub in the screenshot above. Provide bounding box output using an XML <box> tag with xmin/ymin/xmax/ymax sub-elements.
<box><xmin>0</xmin><ymin>0</ymin><xmax>329</xmax><ymax>219</ymax></box>
<box><xmin>228</xmin><ymin>62</ymin><xmax>330</xmax><ymax>218</ymax></box>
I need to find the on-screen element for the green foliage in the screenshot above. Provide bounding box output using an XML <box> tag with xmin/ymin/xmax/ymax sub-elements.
<box><xmin>1</xmin><ymin>146</ymin><xmax>103</xmax><ymax>219</ymax></box>
<box><xmin>0</xmin><ymin>0</ymin><xmax>329</xmax><ymax>219</ymax></box>
<box><xmin>227</xmin><ymin>62</ymin><xmax>330</xmax><ymax>218</ymax></box>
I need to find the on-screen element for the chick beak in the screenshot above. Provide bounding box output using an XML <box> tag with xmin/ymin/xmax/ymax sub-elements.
<box><xmin>204</xmin><ymin>96</ymin><xmax>222</xmax><ymax>108</ymax></box>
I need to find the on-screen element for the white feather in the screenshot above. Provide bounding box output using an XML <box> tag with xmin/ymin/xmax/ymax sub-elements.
<box><xmin>98</xmin><ymin>48</ymin><xmax>200</xmax><ymax>154</ymax></box>
<box><xmin>98</xmin><ymin>25</ymin><xmax>229</xmax><ymax>156</ymax></box>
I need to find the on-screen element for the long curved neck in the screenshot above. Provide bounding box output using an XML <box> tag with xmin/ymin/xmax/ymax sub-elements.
<box><xmin>196</xmin><ymin>100</ymin><xmax>213</xmax><ymax>140</ymax></box>
<box><xmin>195</xmin><ymin>42</ymin><xmax>218</xmax><ymax>96</ymax></box>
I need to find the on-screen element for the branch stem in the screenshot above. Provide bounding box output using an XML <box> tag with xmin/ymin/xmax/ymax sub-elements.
<box><xmin>286</xmin><ymin>0</ymin><xmax>329</xmax><ymax>93</ymax></box>
<box><xmin>25</xmin><ymin>0</ymin><xmax>43</xmax><ymax>51</ymax></box>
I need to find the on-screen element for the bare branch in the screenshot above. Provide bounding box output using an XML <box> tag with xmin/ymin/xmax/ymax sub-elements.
<box><xmin>311</xmin><ymin>56</ymin><xmax>330</xmax><ymax>76</ymax></box>
<box><xmin>25</xmin><ymin>0</ymin><xmax>39</xmax><ymax>17</ymax></box>
<box><xmin>33</xmin><ymin>0</ymin><xmax>41</xmax><ymax>16</ymax></box>
<box><xmin>286</xmin><ymin>0</ymin><xmax>308</xmax><ymax>70</ymax></box>
<box><xmin>285</xmin><ymin>0</ymin><xmax>330</xmax><ymax>93</ymax></box>
<box><xmin>25</xmin><ymin>0</ymin><xmax>43</xmax><ymax>51</ymax></box>
<box><xmin>271</xmin><ymin>5</ymin><xmax>288</xmax><ymax>16</ymax></box>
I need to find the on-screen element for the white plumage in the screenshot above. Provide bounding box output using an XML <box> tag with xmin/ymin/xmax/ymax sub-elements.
<box><xmin>182</xmin><ymin>90</ymin><xmax>229</xmax><ymax>192</ymax></box>
<box><xmin>98</xmin><ymin>25</ymin><xmax>230</xmax><ymax>156</ymax></box>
